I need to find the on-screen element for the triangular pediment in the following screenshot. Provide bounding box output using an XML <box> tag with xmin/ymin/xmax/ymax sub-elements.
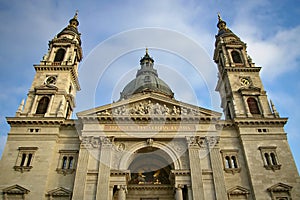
<box><xmin>227</xmin><ymin>185</ymin><xmax>250</xmax><ymax>195</ymax></box>
<box><xmin>77</xmin><ymin>93</ymin><xmax>221</xmax><ymax>120</ymax></box>
<box><xmin>267</xmin><ymin>182</ymin><xmax>293</xmax><ymax>192</ymax></box>
<box><xmin>2</xmin><ymin>184</ymin><xmax>30</xmax><ymax>194</ymax></box>
<box><xmin>47</xmin><ymin>187</ymin><xmax>72</xmax><ymax>196</ymax></box>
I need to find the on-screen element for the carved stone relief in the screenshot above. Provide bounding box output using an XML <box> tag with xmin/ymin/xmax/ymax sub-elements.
<box><xmin>97</xmin><ymin>100</ymin><xmax>202</xmax><ymax>116</ymax></box>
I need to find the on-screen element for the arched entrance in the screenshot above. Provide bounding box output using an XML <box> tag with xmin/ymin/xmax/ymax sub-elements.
<box><xmin>128</xmin><ymin>147</ymin><xmax>173</xmax><ymax>185</ymax></box>
<box><xmin>119</xmin><ymin>146</ymin><xmax>175</xmax><ymax>200</ymax></box>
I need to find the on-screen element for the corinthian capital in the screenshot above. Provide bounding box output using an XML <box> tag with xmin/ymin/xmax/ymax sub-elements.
<box><xmin>205</xmin><ymin>136</ymin><xmax>220</xmax><ymax>148</ymax></box>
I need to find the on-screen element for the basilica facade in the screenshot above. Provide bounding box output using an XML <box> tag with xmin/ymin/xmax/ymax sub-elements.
<box><xmin>0</xmin><ymin>13</ymin><xmax>299</xmax><ymax>200</ymax></box>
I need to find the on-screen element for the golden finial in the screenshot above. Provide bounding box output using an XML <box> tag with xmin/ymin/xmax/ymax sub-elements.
<box><xmin>145</xmin><ymin>47</ymin><xmax>149</xmax><ymax>55</ymax></box>
<box><xmin>74</xmin><ymin>10</ymin><xmax>79</xmax><ymax>19</ymax></box>
<box><xmin>218</xmin><ymin>12</ymin><xmax>222</xmax><ymax>22</ymax></box>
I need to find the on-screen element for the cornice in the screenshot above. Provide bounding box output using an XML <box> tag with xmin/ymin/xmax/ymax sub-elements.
<box><xmin>233</xmin><ymin>117</ymin><xmax>288</xmax><ymax>126</ymax></box>
<box><xmin>6</xmin><ymin>117</ymin><xmax>76</xmax><ymax>126</ymax></box>
<box><xmin>78</xmin><ymin>115</ymin><xmax>219</xmax><ymax>124</ymax></box>
<box><xmin>127</xmin><ymin>185</ymin><xmax>173</xmax><ymax>190</ymax></box>
<box><xmin>224</xmin><ymin>67</ymin><xmax>261</xmax><ymax>73</ymax></box>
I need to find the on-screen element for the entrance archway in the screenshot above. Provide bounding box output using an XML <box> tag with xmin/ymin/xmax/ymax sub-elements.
<box><xmin>122</xmin><ymin>146</ymin><xmax>176</xmax><ymax>199</ymax></box>
<box><xmin>128</xmin><ymin>147</ymin><xmax>173</xmax><ymax>185</ymax></box>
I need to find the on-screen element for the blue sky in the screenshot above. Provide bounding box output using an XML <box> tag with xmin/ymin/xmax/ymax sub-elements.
<box><xmin>0</xmin><ymin>0</ymin><xmax>299</xmax><ymax>172</ymax></box>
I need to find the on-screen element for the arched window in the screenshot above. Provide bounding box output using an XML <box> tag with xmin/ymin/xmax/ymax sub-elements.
<box><xmin>20</xmin><ymin>153</ymin><xmax>26</xmax><ymax>166</ymax></box>
<box><xmin>270</xmin><ymin>153</ymin><xmax>277</xmax><ymax>165</ymax></box>
<box><xmin>264</xmin><ymin>153</ymin><xmax>271</xmax><ymax>166</ymax></box>
<box><xmin>26</xmin><ymin>153</ymin><xmax>32</xmax><ymax>167</ymax></box>
<box><xmin>225</xmin><ymin>156</ymin><xmax>231</xmax><ymax>168</ymax></box>
<box><xmin>231</xmin><ymin>156</ymin><xmax>238</xmax><ymax>168</ymax></box>
<box><xmin>36</xmin><ymin>96</ymin><xmax>50</xmax><ymax>114</ymax></box>
<box><xmin>62</xmin><ymin>156</ymin><xmax>67</xmax><ymax>169</ymax></box>
<box><xmin>68</xmin><ymin>156</ymin><xmax>73</xmax><ymax>169</ymax></box>
<box><xmin>247</xmin><ymin>97</ymin><xmax>260</xmax><ymax>114</ymax></box>
<box><xmin>231</xmin><ymin>50</ymin><xmax>243</xmax><ymax>63</ymax></box>
<box><xmin>54</xmin><ymin>48</ymin><xmax>66</xmax><ymax>62</ymax></box>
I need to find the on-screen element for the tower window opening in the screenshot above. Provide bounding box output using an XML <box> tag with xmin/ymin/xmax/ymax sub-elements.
<box><xmin>270</xmin><ymin>153</ymin><xmax>277</xmax><ymax>165</ymax></box>
<box><xmin>231</xmin><ymin>50</ymin><xmax>243</xmax><ymax>63</ymax></box>
<box><xmin>221</xmin><ymin>150</ymin><xmax>241</xmax><ymax>174</ymax></box>
<box><xmin>264</xmin><ymin>153</ymin><xmax>271</xmax><ymax>166</ymax></box>
<box><xmin>231</xmin><ymin>156</ymin><xmax>238</xmax><ymax>168</ymax></box>
<box><xmin>26</xmin><ymin>153</ymin><xmax>32</xmax><ymax>167</ymax></box>
<box><xmin>56</xmin><ymin>150</ymin><xmax>78</xmax><ymax>175</ymax></box>
<box><xmin>20</xmin><ymin>153</ymin><xmax>26</xmax><ymax>166</ymax></box>
<box><xmin>54</xmin><ymin>48</ymin><xmax>66</xmax><ymax>62</ymax></box>
<box><xmin>62</xmin><ymin>156</ymin><xmax>67</xmax><ymax>169</ymax></box>
<box><xmin>225</xmin><ymin>156</ymin><xmax>231</xmax><ymax>168</ymax></box>
<box><xmin>247</xmin><ymin>97</ymin><xmax>260</xmax><ymax>114</ymax></box>
<box><xmin>14</xmin><ymin>147</ymin><xmax>38</xmax><ymax>172</ymax></box>
<box><xmin>36</xmin><ymin>96</ymin><xmax>50</xmax><ymax>114</ymax></box>
<box><xmin>68</xmin><ymin>156</ymin><xmax>74</xmax><ymax>169</ymax></box>
<box><xmin>259</xmin><ymin>146</ymin><xmax>281</xmax><ymax>170</ymax></box>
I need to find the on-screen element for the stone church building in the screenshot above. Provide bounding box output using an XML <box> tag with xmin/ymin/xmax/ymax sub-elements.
<box><xmin>0</xmin><ymin>13</ymin><xmax>299</xmax><ymax>200</ymax></box>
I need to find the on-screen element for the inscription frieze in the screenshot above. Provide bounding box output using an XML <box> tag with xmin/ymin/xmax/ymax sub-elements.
<box><xmin>104</xmin><ymin>125</ymin><xmax>195</xmax><ymax>132</ymax></box>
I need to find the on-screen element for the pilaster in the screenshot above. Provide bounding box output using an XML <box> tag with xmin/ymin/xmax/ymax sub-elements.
<box><xmin>206</xmin><ymin>136</ymin><xmax>227</xmax><ymax>200</ymax></box>
<box><xmin>186</xmin><ymin>136</ymin><xmax>205</xmax><ymax>200</ymax></box>
<box><xmin>96</xmin><ymin>136</ymin><xmax>114</xmax><ymax>200</ymax></box>
<box><xmin>72</xmin><ymin>141</ymin><xmax>90</xmax><ymax>200</ymax></box>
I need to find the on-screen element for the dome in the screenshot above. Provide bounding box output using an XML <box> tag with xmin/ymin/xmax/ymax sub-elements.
<box><xmin>120</xmin><ymin>50</ymin><xmax>174</xmax><ymax>99</ymax></box>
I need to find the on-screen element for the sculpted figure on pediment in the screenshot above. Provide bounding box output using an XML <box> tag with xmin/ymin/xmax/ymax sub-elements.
<box><xmin>96</xmin><ymin>99</ymin><xmax>207</xmax><ymax>117</ymax></box>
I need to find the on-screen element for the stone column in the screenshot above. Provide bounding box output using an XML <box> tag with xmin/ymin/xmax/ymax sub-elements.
<box><xmin>117</xmin><ymin>185</ymin><xmax>127</xmax><ymax>200</ymax></box>
<box><xmin>206</xmin><ymin>136</ymin><xmax>227</xmax><ymax>200</ymax></box>
<box><xmin>187</xmin><ymin>185</ymin><xmax>193</xmax><ymax>200</ymax></box>
<box><xmin>72</xmin><ymin>137</ymin><xmax>91</xmax><ymax>200</ymax></box>
<box><xmin>186</xmin><ymin>136</ymin><xmax>205</xmax><ymax>200</ymax></box>
<box><xmin>175</xmin><ymin>185</ymin><xmax>183</xmax><ymax>200</ymax></box>
<box><xmin>96</xmin><ymin>136</ymin><xmax>114</xmax><ymax>200</ymax></box>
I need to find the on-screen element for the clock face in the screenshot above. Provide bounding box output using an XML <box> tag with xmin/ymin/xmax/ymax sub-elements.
<box><xmin>44</xmin><ymin>76</ymin><xmax>57</xmax><ymax>86</ymax></box>
<box><xmin>240</xmin><ymin>77</ymin><xmax>250</xmax><ymax>86</ymax></box>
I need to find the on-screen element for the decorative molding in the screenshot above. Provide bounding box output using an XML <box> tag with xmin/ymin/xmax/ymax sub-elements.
<box><xmin>127</xmin><ymin>185</ymin><xmax>173</xmax><ymax>191</ymax></box>
<box><xmin>267</xmin><ymin>182</ymin><xmax>292</xmax><ymax>200</ymax></box>
<box><xmin>46</xmin><ymin>187</ymin><xmax>72</xmax><ymax>197</ymax></box>
<box><xmin>2</xmin><ymin>184</ymin><xmax>30</xmax><ymax>195</ymax></box>
<box><xmin>13</xmin><ymin>166</ymin><xmax>33</xmax><ymax>173</ymax></box>
<box><xmin>56</xmin><ymin>168</ymin><xmax>75</xmax><ymax>175</ymax></box>
<box><xmin>227</xmin><ymin>186</ymin><xmax>250</xmax><ymax>198</ymax></box>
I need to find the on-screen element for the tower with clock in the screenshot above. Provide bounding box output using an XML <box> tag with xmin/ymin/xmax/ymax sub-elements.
<box><xmin>214</xmin><ymin>14</ymin><xmax>276</xmax><ymax>119</ymax></box>
<box><xmin>17</xmin><ymin>12</ymin><xmax>82</xmax><ymax>119</ymax></box>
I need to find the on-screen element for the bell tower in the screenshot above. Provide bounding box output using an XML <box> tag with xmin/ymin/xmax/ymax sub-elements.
<box><xmin>17</xmin><ymin>12</ymin><xmax>82</xmax><ymax>119</ymax></box>
<box><xmin>213</xmin><ymin>14</ymin><xmax>279</xmax><ymax>119</ymax></box>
